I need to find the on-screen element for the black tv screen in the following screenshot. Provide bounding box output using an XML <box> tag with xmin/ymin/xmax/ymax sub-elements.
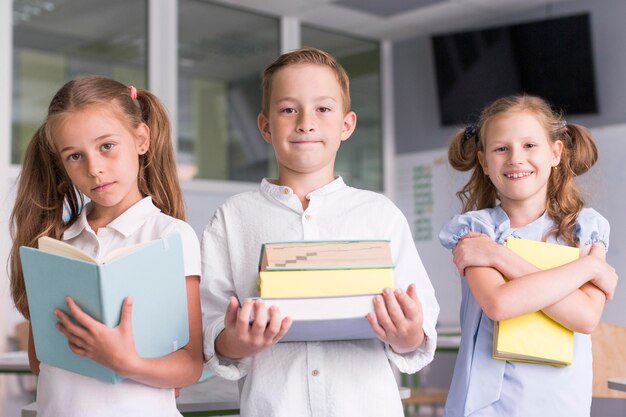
<box><xmin>432</xmin><ymin>13</ymin><xmax>598</xmax><ymax>126</ymax></box>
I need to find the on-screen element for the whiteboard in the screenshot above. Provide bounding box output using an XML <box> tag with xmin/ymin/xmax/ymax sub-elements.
<box><xmin>394</xmin><ymin>123</ymin><xmax>626</xmax><ymax>326</ymax></box>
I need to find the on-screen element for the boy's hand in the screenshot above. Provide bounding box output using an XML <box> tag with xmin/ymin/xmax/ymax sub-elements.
<box><xmin>367</xmin><ymin>284</ymin><xmax>425</xmax><ymax>354</ymax></box>
<box><xmin>55</xmin><ymin>296</ymin><xmax>139</xmax><ymax>376</ymax></box>
<box><xmin>215</xmin><ymin>297</ymin><xmax>292</xmax><ymax>359</ymax></box>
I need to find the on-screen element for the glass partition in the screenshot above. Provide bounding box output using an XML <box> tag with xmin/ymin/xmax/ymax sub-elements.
<box><xmin>12</xmin><ymin>0</ymin><xmax>147</xmax><ymax>164</ymax></box>
<box><xmin>178</xmin><ymin>0</ymin><xmax>279</xmax><ymax>181</ymax></box>
<box><xmin>302</xmin><ymin>26</ymin><xmax>382</xmax><ymax>191</ymax></box>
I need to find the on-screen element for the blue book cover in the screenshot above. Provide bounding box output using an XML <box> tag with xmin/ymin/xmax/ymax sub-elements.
<box><xmin>21</xmin><ymin>233</ymin><xmax>189</xmax><ymax>383</ymax></box>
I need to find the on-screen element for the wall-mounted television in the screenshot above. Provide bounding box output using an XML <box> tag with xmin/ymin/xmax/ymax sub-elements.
<box><xmin>432</xmin><ymin>13</ymin><xmax>598</xmax><ymax>126</ymax></box>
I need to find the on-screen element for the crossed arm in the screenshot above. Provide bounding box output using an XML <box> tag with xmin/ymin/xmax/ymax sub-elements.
<box><xmin>454</xmin><ymin>233</ymin><xmax>617</xmax><ymax>334</ymax></box>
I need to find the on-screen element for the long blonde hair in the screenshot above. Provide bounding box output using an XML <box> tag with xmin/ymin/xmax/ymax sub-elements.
<box><xmin>9</xmin><ymin>75</ymin><xmax>185</xmax><ymax>318</ymax></box>
<box><xmin>448</xmin><ymin>95</ymin><xmax>598</xmax><ymax>246</ymax></box>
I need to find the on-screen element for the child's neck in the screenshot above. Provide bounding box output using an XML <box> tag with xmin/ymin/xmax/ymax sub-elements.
<box><xmin>501</xmin><ymin>199</ymin><xmax>547</xmax><ymax>229</ymax></box>
<box><xmin>276</xmin><ymin>170</ymin><xmax>335</xmax><ymax>210</ymax></box>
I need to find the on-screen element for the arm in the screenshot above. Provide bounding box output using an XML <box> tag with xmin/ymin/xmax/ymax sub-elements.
<box><xmin>369</xmin><ymin>204</ymin><xmax>439</xmax><ymax>373</ymax></box>
<box><xmin>463</xmin><ymin>243</ymin><xmax>616</xmax><ymax>332</ymax></box>
<box><xmin>454</xmin><ymin>234</ymin><xmax>614</xmax><ymax>333</ymax></box>
<box><xmin>56</xmin><ymin>275</ymin><xmax>204</xmax><ymax>388</ymax></box>
<box><xmin>27</xmin><ymin>323</ymin><xmax>40</xmax><ymax>375</ymax></box>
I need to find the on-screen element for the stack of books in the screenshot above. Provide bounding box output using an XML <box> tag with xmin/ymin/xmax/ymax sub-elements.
<box><xmin>257</xmin><ymin>240</ymin><xmax>394</xmax><ymax>342</ymax></box>
<box><xmin>492</xmin><ymin>237</ymin><xmax>578</xmax><ymax>367</ymax></box>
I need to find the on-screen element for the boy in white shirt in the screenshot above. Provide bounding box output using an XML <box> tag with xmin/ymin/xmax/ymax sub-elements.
<box><xmin>200</xmin><ymin>47</ymin><xmax>439</xmax><ymax>417</ymax></box>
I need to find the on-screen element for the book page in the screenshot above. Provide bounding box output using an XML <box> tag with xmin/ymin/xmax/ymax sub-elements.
<box><xmin>102</xmin><ymin>241</ymin><xmax>151</xmax><ymax>264</ymax></box>
<box><xmin>37</xmin><ymin>237</ymin><xmax>151</xmax><ymax>264</ymax></box>
<box><xmin>38</xmin><ymin>236</ymin><xmax>97</xmax><ymax>264</ymax></box>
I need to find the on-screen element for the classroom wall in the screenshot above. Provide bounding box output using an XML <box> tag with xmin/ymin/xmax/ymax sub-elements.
<box><xmin>393</xmin><ymin>0</ymin><xmax>626</xmax><ymax>154</ymax></box>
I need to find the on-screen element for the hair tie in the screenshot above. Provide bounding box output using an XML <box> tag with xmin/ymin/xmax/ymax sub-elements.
<box><xmin>128</xmin><ymin>85</ymin><xmax>138</xmax><ymax>100</ymax></box>
<box><xmin>558</xmin><ymin>119</ymin><xmax>569</xmax><ymax>137</ymax></box>
<box><xmin>464</xmin><ymin>124</ymin><xmax>478</xmax><ymax>143</ymax></box>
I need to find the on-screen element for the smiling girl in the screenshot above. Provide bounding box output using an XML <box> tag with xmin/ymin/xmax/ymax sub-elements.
<box><xmin>439</xmin><ymin>95</ymin><xmax>617</xmax><ymax>417</ymax></box>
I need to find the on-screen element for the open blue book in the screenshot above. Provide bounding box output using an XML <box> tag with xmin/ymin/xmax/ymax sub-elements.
<box><xmin>21</xmin><ymin>233</ymin><xmax>189</xmax><ymax>383</ymax></box>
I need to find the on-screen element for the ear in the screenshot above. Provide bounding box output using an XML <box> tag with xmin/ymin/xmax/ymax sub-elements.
<box><xmin>257</xmin><ymin>113</ymin><xmax>272</xmax><ymax>144</ymax></box>
<box><xmin>551</xmin><ymin>139</ymin><xmax>563</xmax><ymax>167</ymax></box>
<box><xmin>340</xmin><ymin>111</ymin><xmax>357</xmax><ymax>142</ymax></box>
<box><xmin>135</xmin><ymin>123</ymin><xmax>150</xmax><ymax>155</ymax></box>
<box><xmin>477</xmin><ymin>150</ymin><xmax>489</xmax><ymax>175</ymax></box>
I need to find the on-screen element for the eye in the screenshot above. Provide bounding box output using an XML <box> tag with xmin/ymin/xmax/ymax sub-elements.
<box><xmin>494</xmin><ymin>146</ymin><xmax>507</xmax><ymax>152</ymax></box>
<box><xmin>101</xmin><ymin>142</ymin><xmax>115</xmax><ymax>152</ymax></box>
<box><xmin>525</xmin><ymin>143</ymin><xmax>537</xmax><ymax>149</ymax></box>
<box><xmin>280</xmin><ymin>108</ymin><xmax>296</xmax><ymax>114</ymax></box>
<box><xmin>67</xmin><ymin>153</ymin><xmax>81</xmax><ymax>162</ymax></box>
<box><xmin>318</xmin><ymin>106</ymin><xmax>331</xmax><ymax>113</ymax></box>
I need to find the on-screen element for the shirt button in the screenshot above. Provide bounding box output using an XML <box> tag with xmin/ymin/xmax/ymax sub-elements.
<box><xmin>312</xmin><ymin>369</ymin><xmax>320</xmax><ymax>376</ymax></box>
<box><xmin>283</xmin><ymin>188</ymin><xmax>290</xmax><ymax>195</ymax></box>
<box><xmin>304</xmin><ymin>214</ymin><xmax>312</xmax><ymax>221</ymax></box>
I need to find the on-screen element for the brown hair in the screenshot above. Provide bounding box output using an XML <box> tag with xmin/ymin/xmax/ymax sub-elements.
<box><xmin>261</xmin><ymin>47</ymin><xmax>351</xmax><ymax>116</ymax></box>
<box><xmin>448</xmin><ymin>95</ymin><xmax>598</xmax><ymax>246</ymax></box>
<box><xmin>9</xmin><ymin>75</ymin><xmax>185</xmax><ymax>318</ymax></box>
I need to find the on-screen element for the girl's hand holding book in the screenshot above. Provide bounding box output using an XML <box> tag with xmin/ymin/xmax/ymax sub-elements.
<box><xmin>54</xmin><ymin>296</ymin><xmax>140</xmax><ymax>377</ymax></box>
<box><xmin>367</xmin><ymin>284</ymin><xmax>425</xmax><ymax>354</ymax></box>
<box><xmin>452</xmin><ymin>232</ymin><xmax>503</xmax><ymax>276</ymax></box>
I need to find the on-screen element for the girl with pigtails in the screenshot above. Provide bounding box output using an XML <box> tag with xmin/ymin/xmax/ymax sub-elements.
<box><xmin>439</xmin><ymin>95</ymin><xmax>618</xmax><ymax>417</ymax></box>
<box><xmin>9</xmin><ymin>76</ymin><xmax>203</xmax><ymax>417</ymax></box>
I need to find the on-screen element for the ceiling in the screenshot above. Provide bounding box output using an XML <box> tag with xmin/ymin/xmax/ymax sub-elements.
<box><xmin>211</xmin><ymin>0</ymin><xmax>577</xmax><ymax>40</ymax></box>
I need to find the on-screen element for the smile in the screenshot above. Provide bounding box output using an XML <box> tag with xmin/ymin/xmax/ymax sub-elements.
<box><xmin>504</xmin><ymin>171</ymin><xmax>532</xmax><ymax>179</ymax></box>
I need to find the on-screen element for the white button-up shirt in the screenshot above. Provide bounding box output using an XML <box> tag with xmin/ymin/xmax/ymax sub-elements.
<box><xmin>201</xmin><ymin>177</ymin><xmax>439</xmax><ymax>417</ymax></box>
<box><xmin>36</xmin><ymin>197</ymin><xmax>201</xmax><ymax>417</ymax></box>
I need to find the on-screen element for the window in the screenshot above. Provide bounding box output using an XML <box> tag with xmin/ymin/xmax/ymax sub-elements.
<box><xmin>12</xmin><ymin>0</ymin><xmax>147</xmax><ymax>165</ymax></box>
<box><xmin>302</xmin><ymin>26</ymin><xmax>382</xmax><ymax>191</ymax></box>
<box><xmin>178</xmin><ymin>0</ymin><xmax>279</xmax><ymax>182</ymax></box>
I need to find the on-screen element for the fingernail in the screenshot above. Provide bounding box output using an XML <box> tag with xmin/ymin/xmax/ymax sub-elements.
<box><xmin>395</xmin><ymin>288</ymin><xmax>403</xmax><ymax>295</ymax></box>
<box><xmin>383</xmin><ymin>288</ymin><xmax>391</xmax><ymax>295</ymax></box>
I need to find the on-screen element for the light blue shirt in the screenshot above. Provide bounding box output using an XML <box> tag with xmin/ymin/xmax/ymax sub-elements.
<box><xmin>439</xmin><ymin>206</ymin><xmax>609</xmax><ymax>417</ymax></box>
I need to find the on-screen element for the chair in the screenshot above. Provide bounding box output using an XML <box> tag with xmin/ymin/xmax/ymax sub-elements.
<box><xmin>591</xmin><ymin>321</ymin><xmax>626</xmax><ymax>399</ymax></box>
<box><xmin>400</xmin><ymin>371</ymin><xmax>448</xmax><ymax>417</ymax></box>
<box><xmin>402</xmin><ymin>387</ymin><xmax>447</xmax><ymax>417</ymax></box>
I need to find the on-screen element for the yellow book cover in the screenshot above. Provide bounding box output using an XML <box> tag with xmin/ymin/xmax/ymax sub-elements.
<box><xmin>493</xmin><ymin>237</ymin><xmax>579</xmax><ymax>366</ymax></box>
<box><xmin>259</xmin><ymin>268</ymin><xmax>394</xmax><ymax>298</ymax></box>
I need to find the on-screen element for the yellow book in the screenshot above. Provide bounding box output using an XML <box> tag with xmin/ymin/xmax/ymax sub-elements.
<box><xmin>493</xmin><ymin>237</ymin><xmax>579</xmax><ymax>366</ymax></box>
<box><xmin>259</xmin><ymin>268</ymin><xmax>394</xmax><ymax>298</ymax></box>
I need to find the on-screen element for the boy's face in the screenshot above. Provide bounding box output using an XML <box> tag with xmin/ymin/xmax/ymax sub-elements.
<box><xmin>257</xmin><ymin>64</ymin><xmax>356</xmax><ymax>179</ymax></box>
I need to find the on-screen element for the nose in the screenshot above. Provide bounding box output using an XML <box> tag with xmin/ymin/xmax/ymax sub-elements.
<box><xmin>296</xmin><ymin>111</ymin><xmax>315</xmax><ymax>133</ymax></box>
<box><xmin>507</xmin><ymin>147</ymin><xmax>523</xmax><ymax>165</ymax></box>
<box><xmin>86</xmin><ymin>156</ymin><xmax>103</xmax><ymax>177</ymax></box>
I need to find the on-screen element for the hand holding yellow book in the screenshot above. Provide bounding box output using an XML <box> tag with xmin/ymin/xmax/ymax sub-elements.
<box><xmin>493</xmin><ymin>237</ymin><xmax>579</xmax><ymax>367</ymax></box>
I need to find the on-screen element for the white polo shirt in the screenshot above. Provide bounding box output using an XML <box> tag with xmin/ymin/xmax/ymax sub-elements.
<box><xmin>36</xmin><ymin>196</ymin><xmax>201</xmax><ymax>417</ymax></box>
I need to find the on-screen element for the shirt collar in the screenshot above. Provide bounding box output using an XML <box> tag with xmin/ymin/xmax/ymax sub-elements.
<box><xmin>62</xmin><ymin>196</ymin><xmax>161</xmax><ymax>240</ymax></box>
<box><xmin>260</xmin><ymin>176</ymin><xmax>347</xmax><ymax>201</ymax></box>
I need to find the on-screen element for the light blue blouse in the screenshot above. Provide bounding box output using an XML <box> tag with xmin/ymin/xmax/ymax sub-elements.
<box><xmin>439</xmin><ymin>206</ymin><xmax>609</xmax><ymax>417</ymax></box>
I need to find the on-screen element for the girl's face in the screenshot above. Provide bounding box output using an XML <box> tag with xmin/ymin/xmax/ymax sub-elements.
<box><xmin>478</xmin><ymin>111</ymin><xmax>563</xmax><ymax>213</ymax></box>
<box><xmin>53</xmin><ymin>106</ymin><xmax>150</xmax><ymax>223</ymax></box>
